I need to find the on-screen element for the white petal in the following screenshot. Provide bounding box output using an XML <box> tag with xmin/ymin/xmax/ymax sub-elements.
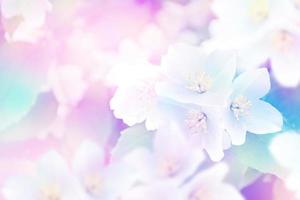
<box><xmin>156</xmin><ymin>81</ymin><xmax>228</xmax><ymax>106</ymax></box>
<box><xmin>270</xmin><ymin>132</ymin><xmax>300</xmax><ymax>170</ymax></box>
<box><xmin>123</xmin><ymin>148</ymin><xmax>155</xmax><ymax>182</ymax></box>
<box><xmin>183</xmin><ymin>164</ymin><xmax>243</xmax><ymax>200</ymax></box>
<box><xmin>37</xmin><ymin>151</ymin><xmax>70</xmax><ymax>178</ymax></box>
<box><xmin>144</xmin><ymin>108</ymin><xmax>162</xmax><ymax>130</ymax></box>
<box><xmin>202</xmin><ymin>107</ymin><xmax>225</xmax><ymax>161</ymax></box>
<box><xmin>37</xmin><ymin>151</ymin><xmax>87</xmax><ymax>199</ymax></box>
<box><xmin>203</xmin><ymin>50</ymin><xmax>237</xmax><ymax>91</ymax></box>
<box><xmin>224</xmin><ymin>110</ymin><xmax>247</xmax><ymax>145</ymax></box>
<box><xmin>110</xmin><ymin>84</ymin><xmax>156</xmax><ymax>127</ymax></box>
<box><xmin>203</xmin><ymin>125</ymin><xmax>225</xmax><ymax>162</ymax></box>
<box><xmin>236</xmin><ymin>44</ymin><xmax>269</xmax><ymax>72</ymax></box>
<box><xmin>223</xmin><ymin>130</ymin><xmax>232</xmax><ymax>150</ymax></box>
<box><xmin>161</xmin><ymin>43</ymin><xmax>206</xmax><ymax>83</ymax></box>
<box><xmin>99</xmin><ymin>162</ymin><xmax>137</xmax><ymax>199</ymax></box>
<box><xmin>184</xmin><ymin>163</ymin><xmax>228</xmax><ymax>190</ymax></box>
<box><xmin>153</xmin><ymin>123</ymin><xmax>204</xmax><ymax>181</ymax></box>
<box><xmin>242</xmin><ymin>100</ymin><xmax>283</xmax><ymax>134</ymax></box>
<box><xmin>154</xmin><ymin>123</ymin><xmax>189</xmax><ymax>157</ymax></box>
<box><xmin>122</xmin><ymin>182</ymin><xmax>183</xmax><ymax>200</ymax></box>
<box><xmin>232</xmin><ymin>68</ymin><xmax>271</xmax><ymax>99</ymax></box>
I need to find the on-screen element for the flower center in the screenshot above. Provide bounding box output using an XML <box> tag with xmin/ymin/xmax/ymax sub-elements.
<box><xmin>159</xmin><ymin>158</ymin><xmax>182</xmax><ymax>177</ymax></box>
<box><xmin>40</xmin><ymin>184</ymin><xmax>61</xmax><ymax>200</ymax></box>
<box><xmin>186</xmin><ymin>72</ymin><xmax>212</xmax><ymax>94</ymax></box>
<box><xmin>249</xmin><ymin>0</ymin><xmax>269</xmax><ymax>23</ymax></box>
<box><xmin>185</xmin><ymin>110</ymin><xmax>208</xmax><ymax>135</ymax></box>
<box><xmin>230</xmin><ymin>96</ymin><xmax>252</xmax><ymax>120</ymax></box>
<box><xmin>271</xmin><ymin>30</ymin><xmax>294</xmax><ymax>52</ymax></box>
<box><xmin>84</xmin><ymin>174</ymin><xmax>102</xmax><ymax>196</ymax></box>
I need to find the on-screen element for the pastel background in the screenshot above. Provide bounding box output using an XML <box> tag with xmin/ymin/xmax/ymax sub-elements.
<box><xmin>0</xmin><ymin>0</ymin><xmax>299</xmax><ymax>199</ymax></box>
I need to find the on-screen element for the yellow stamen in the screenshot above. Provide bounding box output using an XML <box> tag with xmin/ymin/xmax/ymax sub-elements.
<box><xmin>249</xmin><ymin>0</ymin><xmax>269</xmax><ymax>23</ymax></box>
<box><xmin>186</xmin><ymin>72</ymin><xmax>212</xmax><ymax>94</ymax></box>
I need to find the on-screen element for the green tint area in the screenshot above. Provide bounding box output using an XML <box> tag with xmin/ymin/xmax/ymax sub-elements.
<box><xmin>0</xmin><ymin>64</ymin><xmax>39</xmax><ymax>132</ymax></box>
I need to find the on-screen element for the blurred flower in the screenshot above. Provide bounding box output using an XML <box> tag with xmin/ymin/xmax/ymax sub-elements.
<box><xmin>182</xmin><ymin>163</ymin><xmax>244</xmax><ymax>200</ymax></box>
<box><xmin>2</xmin><ymin>151</ymin><xmax>86</xmax><ymax>200</ymax></box>
<box><xmin>236</xmin><ymin>23</ymin><xmax>300</xmax><ymax>87</ymax></box>
<box><xmin>2</xmin><ymin>140</ymin><xmax>137</xmax><ymax>200</ymax></box>
<box><xmin>270</xmin><ymin>132</ymin><xmax>300</xmax><ymax>199</ymax></box>
<box><xmin>209</xmin><ymin>0</ymin><xmax>300</xmax><ymax>87</ymax></box>
<box><xmin>73</xmin><ymin>140</ymin><xmax>136</xmax><ymax>200</ymax></box>
<box><xmin>210</xmin><ymin>0</ymin><xmax>284</xmax><ymax>48</ymax></box>
<box><xmin>124</xmin><ymin>122</ymin><xmax>204</xmax><ymax>183</ymax></box>
<box><xmin>122</xmin><ymin>163</ymin><xmax>244</xmax><ymax>200</ymax></box>
<box><xmin>1</xmin><ymin>0</ymin><xmax>52</xmax><ymax>42</ymax></box>
<box><xmin>156</xmin><ymin>0</ymin><xmax>211</xmax><ymax>40</ymax></box>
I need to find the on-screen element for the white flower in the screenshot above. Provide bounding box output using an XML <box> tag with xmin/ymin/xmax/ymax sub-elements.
<box><xmin>224</xmin><ymin>68</ymin><xmax>283</xmax><ymax>145</ymax></box>
<box><xmin>122</xmin><ymin>163</ymin><xmax>244</xmax><ymax>200</ymax></box>
<box><xmin>209</xmin><ymin>0</ymin><xmax>300</xmax><ymax>87</ymax></box>
<box><xmin>210</xmin><ymin>0</ymin><xmax>286</xmax><ymax>49</ymax></box>
<box><xmin>124</xmin><ymin>122</ymin><xmax>204</xmax><ymax>183</ymax></box>
<box><xmin>182</xmin><ymin>163</ymin><xmax>245</xmax><ymax>200</ymax></box>
<box><xmin>237</xmin><ymin>22</ymin><xmax>300</xmax><ymax>87</ymax></box>
<box><xmin>157</xmin><ymin>100</ymin><xmax>226</xmax><ymax>161</ymax></box>
<box><xmin>73</xmin><ymin>140</ymin><xmax>137</xmax><ymax>200</ymax></box>
<box><xmin>1</xmin><ymin>0</ymin><xmax>52</xmax><ymax>42</ymax></box>
<box><xmin>270</xmin><ymin>132</ymin><xmax>300</xmax><ymax>199</ymax></box>
<box><xmin>2</xmin><ymin>151</ymin><xmax>86</xmax><ymax>200</ymax></box>
<box><xmin>157</xmin><ymin>43</ymin><xmax>236</xmax><ymax>107</ymax></box>
<box><xmin>2</xmin><ymin>141</ymin><xmax>137</xmax><ymax>200</ymax></box>
<box><xmin>110</xmin><ymin>61</ymin><xmax>163</xmax><ymax>130</ymax></box>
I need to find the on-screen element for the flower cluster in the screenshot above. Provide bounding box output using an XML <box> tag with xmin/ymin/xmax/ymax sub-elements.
<box><xmin>111</xmin><ymin>43</ymin><xmax>283</xmax><ymax>161</ymax></box>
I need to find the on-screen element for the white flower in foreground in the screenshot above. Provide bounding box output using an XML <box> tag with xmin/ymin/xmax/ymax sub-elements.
<box><xmin>2</xmin><ymin>151</ymin><xmax>86</xmax><ymax>200</ymax></box>
<box><xmin>110</xmin><ymin>62</ymin><xmax>163</xmax><ymax>130</ymax></box>
<box><xmin>224</xmin><ymin>68</ymin><xmax>282</xmax><ymax>145</ymax></box>
<box><xmin>162</xmin><ymin>100</ymin><xmax>226</xmax><ymax>161</ymax></box>
<box><xmin>182</xmin><ymin>163</ymin><xmax>245</xmax><ymax>200</ymax></box>
<box><xmin>270</xmin><ymin>132</ymin><xmax>300</xmax><ymax>199</ymax></box>
<box><xmin>157</xmin><ymin>43</ymin><xmax>236</xmax><ymax>106</ymax></box>
<box><xmin>1</xmin><ymin>0</ymin><xmax>52</xmax><ymax>42</ymax></box>
<box><xmin>125</xmin><ymin>122</ymin><xmax>204</xmax><ymax>183</ymax></box>
<box><xmin>73</xmin><ymin>140</ymin><xmax>136</xmax><ymax>200</ymax></box>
